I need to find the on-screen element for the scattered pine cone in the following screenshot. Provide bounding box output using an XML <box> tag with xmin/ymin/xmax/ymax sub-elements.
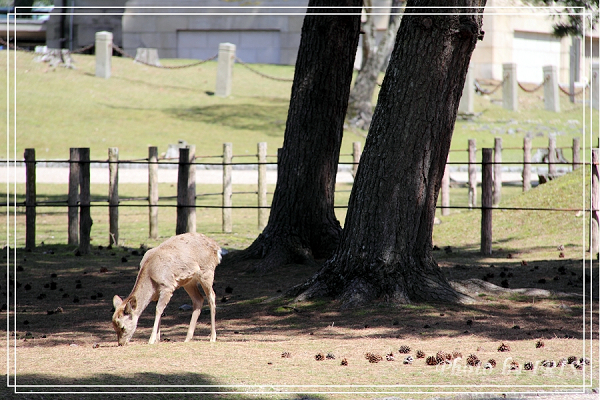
<box><xmin>340</xmin><ymin>358</ymin><xmax>348</xmax><ymax>366</ymax></box>
<box><xmin>403</xmin><ymin>355</ymin><xmax>414</xmax><ymax>364</ymax></box>
<box><xmin>580</xmin><ymin>357</ymin><xmax>590</xmax><ymax>365</ymax></box>
<box><xmin>466</xmin><ymin>354</ymin><xmax>480</xmax><ymax>367</ymax></box>
<box><xmin>497</xmin><ymin>343</ymin><xmax>511</xmax><ymax>352</ymax></box>
<box><xmin>574</xmin><ymin>361</ymin><xmax>584</xmax><ymax>370</ymax></box>
<box><xmin>535</xmin><ymin>340</ymin><xmax>545</xmax><ymax>348</ymax></box>
<box><xmin>315</xmin><ymin>353</ymin><xmax>325</xmax><ymax>361</ymax></box>
<box><xmin>398</xmin><ymin>345</ymin><xmax>411</xmax><ymax>354</ymax></box>
<box><xmin>567</xmin><ymin>356</ymin><xmax>578</xmax><ymax>364</ymax></box>
<box><xmin>365</xmin><ymin>352</ymin><xmax>383</xmax><ymax>363</ymax></box>
<box><xmin>436</xmin><ymin>351</ymin><xmax>450</xmax><ymax>363</ymax></box>
<box><xmin>452</xmin><ymin>351</ymin><xmax>463</xmax><ymax>360</ymax></box>
<box><xmin>281</xmin><ymin>351</ymin><xmax>291</xmax><ymax>358</ymax></box>
<box><xmin>385</xmin><ymin>352</ymin><xmax>395</xmax><ymax>361</ymax></box>
<box><xmin>557</xmin><ymin>358</ymin><xmax>567</xmax><ymax>367</ymax></box>
<box><xmin>509</xmin><ymin>361</ymin><xmax>519</xmax><ymax>370</ymax></box>
<box><xmin>326</xmin><ymin>353</ymin><xmax>336</xmax><ymax>360</ymax></box>
<box><xmin>487</xmin><ymin>359</ymin><xmax>497</xmax><ymax>368</ymax></box>
<box><xmin>416</xmin><ymin>350</ymin><xmax>425</xmax><ymax>359</ymax></box>
<box><xmin>524</xmin><ymin>362</ymin><xmax>534</xmax><ymax>371</ymax></box>
<box><xmin>542</xmin><ymin>360</ymin><xmax>556</xmax><ymax>368</ymax></box>
<box><xmin>426</xmin><ymin>355</ymin><xmax>438</xmax><ymax>366</ymax></box>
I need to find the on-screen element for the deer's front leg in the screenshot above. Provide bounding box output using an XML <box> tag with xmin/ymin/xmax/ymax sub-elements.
<box><xmin>149</xmin><ymin>291</ymin><xmax>173</xmax><ymax>344</ymax></box>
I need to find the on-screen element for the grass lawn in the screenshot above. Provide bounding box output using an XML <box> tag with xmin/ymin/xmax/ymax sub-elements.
<box><xmin>1</xmin><ymin>50</ymin><xmax>598</xmax><ymax>399</ymax></box>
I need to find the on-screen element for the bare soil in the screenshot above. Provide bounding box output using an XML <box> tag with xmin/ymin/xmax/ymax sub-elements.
<box><xmin>2</xmin><ymin>243</ymin><xmax>597</xmax><ymax>399</ymax></box>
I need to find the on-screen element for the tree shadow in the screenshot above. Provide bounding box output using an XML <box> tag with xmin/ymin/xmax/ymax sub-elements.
<box><xmin>3</xmin><ymin>372</ymin><xmax>328</xmax><ymax>400</ymax></box>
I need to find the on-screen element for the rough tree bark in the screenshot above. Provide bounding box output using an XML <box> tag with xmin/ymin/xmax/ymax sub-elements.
<box><xmin>294</xmin><ymin>0</ymin><xmax>486</xmax><ymax>306</ymax></box>
<box><xmin>346</xmin><ymin>0</ymin><xmax>403</xmax><ymax>130</ymax></box>
<box><xmin>228</xmin><ymin>0</ymin><xmax>362</xmax><ymax>270</ymax></box>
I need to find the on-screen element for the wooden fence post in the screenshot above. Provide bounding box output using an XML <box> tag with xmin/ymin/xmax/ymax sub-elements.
<box><xmin>572</xmin><ymin>137</ymin><xmax>580</xmax><ymax>171</ymax></box>
<box><xmin>78</xmin><ymin>148</ymin><xmax>92</xmax><ymax>255</ymax></box>
<box><xmin>223</xmin><ymin>143</ymin><xmax>233</xmax><ymax>233</ymax></box>
<box><xmin>352</xmin><ymin>141</ymin><xmax>361</xmax><ymax>178</ymax></box>
<box><xmin>68</xmin><ymin>148</ymin><xmax>80</xmax><ymax>245</ymax></box>
<box><xmin>481</xmin><ymin>148</ymin><xmax>493</xmax><ymax>255</ymax></box>
<box><xmin>441</xmin><ymin>156</ymin><xmax>450</xmax><ymax>216</ymax></box>
<box><xmin>493</xmin><ymin>137</ymin><xmax>502</xmax><ymax>206</ymax></box>
<box><xmin>523</xmin><ymin>137</ymin><xmax>532</xmax><ymax>192</ymax></box>
<box><xmin>258</xmin><ymin>142</ymin><xmax>268</xmax><ymax>231</ymax></box>
<box><xmin>148</xmin><ymin>146</ymin><xmax>159</xmax><ymax>239</ymax></box>
<box><xmin>176</xmin><ymin>146</ymin><xmax>196</xmax><ymax>234</ymax></box>
<box><xmin>108</xmin><ymin>147</ymin><xmax>119</xmax><ymax>246</ymax></box>
<box><xmin>24</xmin><ymin>149</ymin><xmax>36</xmax><ymax>250</ymax></box>
<box><xmin>548</xmin><ymin>136</ymin><xmax>557</xmax><ymax>178</ymax></box>
<box><xmin>468</xmin><ymin>139</ymin><xmax>477</xmax><ymax>209</ymax></box>
<box><xmin>591</xmin><ymin>149</ymin><xmax>599</xmax><ymax>256</ymax></box>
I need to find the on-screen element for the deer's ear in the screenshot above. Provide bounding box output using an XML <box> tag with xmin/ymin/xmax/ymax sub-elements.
<box><xmin>113</xmin><ymin>295</ymin><xmax>123</xmax><ymax>309</ymax></box>
<box><xmin>125</xmin><ymin>296</ymin><xmax>137</xmax><ymax>314</ymax></box>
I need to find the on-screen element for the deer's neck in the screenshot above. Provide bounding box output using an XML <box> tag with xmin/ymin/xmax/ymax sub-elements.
<box><xmin>127</xmin><ymin>271</ymin><xmax>156</xmax><ymax>316</ymax></box>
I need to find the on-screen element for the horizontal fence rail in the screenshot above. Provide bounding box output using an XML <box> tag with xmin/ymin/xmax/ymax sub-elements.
<box><xmin>3</xmin><ymin>136</ymin><xmax>592</xmax><ymax>256</ymax></box>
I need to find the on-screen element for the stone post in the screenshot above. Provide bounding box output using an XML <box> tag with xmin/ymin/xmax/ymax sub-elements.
<box><xmin>543</xmin><ymin>65</ymin><xmax>560</xmax><ymax>112</ymax></box>
<box><xmin>95</xmin><ymin>31</ymin><xmax>113</xmax><ymax>79</ymax></box>
<box><xmin>216</xmin><ymin>43</ymin><xmax>236</xmax><ymax>97</ymax></box>
<box><xmin>458</xmin><ymin>64</ymin><xmax>474</xmax><ymax>114</ymax></box>
<box><xmin>502</xmin><ymin>63</ymin><xmax>518</xmax><ymax>111</ymax></box>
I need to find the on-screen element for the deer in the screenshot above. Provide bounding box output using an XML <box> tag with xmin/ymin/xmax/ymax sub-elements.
<box><xmin>112</xmin><ymin>232</ymin><xmax>221</xmax><ymax>346</ymax></box>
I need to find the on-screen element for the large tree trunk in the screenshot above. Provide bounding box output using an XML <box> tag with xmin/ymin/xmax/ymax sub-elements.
<box><xmin>347</xmin><ymin>0</ymin><xmax>403</xmax><ymax>130</ymax></box>
<box><xmin>294</xmin><ymin>0</ymin><xmax>485</xmax><ymax>306</ymax></box>
<box><xmin>228</xmin><ymin>0</ymin><xmax>362</xmax><ymax>271</ymax></box>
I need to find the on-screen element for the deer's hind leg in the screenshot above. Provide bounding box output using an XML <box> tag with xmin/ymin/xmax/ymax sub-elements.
<box><xmin>183</xmin><ymin>281</ymin><xmax>205</xmax><ymax>342</ymax></box>
<box><xmin>198</xmin><ymin>274</ymin><xmax>216</xmax><ymax>342</ymax></box>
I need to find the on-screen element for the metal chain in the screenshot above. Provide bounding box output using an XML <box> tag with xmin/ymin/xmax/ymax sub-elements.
<box><xmin>474</xmin><ymin>79</ymin><xmax>503</xmax><ymax>95</ymax></box>
<box><xmin>234</xmin><ymin>56</ymin><xmax>294</xmax><ymax>82</ymax></box>
<box><xmin>517</xmin><ymin>75</ymin><xmax>548</xmax><ymax>93</ymax></box>
<box><xmin>71</xmin><ymin>44</ymin><xmax>94</xmax><ymax>54</ymax></box>
<box><xmin>111</xmin><ymin>44</ymin><xmax>217</xmax><ymax>69</ymax></box>
<box><xmin>0</xmin><ymin>37</ymin><xmax>33</xmax><ymax>52</ymax></box>
<box><xmin>558</xmin><ymin>83</ymin><xmax>588</xmax><ymax>97</ymax></box>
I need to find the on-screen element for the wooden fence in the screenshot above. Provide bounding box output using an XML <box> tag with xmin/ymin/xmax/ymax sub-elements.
<box><xmin>19</xmin><ymin>137</ymin><xmax>589</xmax><ymax>255</ymax></box>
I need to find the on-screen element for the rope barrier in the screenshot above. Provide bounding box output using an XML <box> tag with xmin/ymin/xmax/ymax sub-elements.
<box><xmin>558</xmin><ymin>83</ymin><xmax>588</xmax><ymax>97</ymax></box>
<box><xmin>234</xmin><ymin>56</ymin><xmax>294</xmax><ymax>82</ymax></box>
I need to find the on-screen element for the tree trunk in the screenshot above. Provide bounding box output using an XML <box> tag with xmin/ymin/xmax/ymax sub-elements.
<box><xmin>295</xmin><ymin>0</ymin><xmax>485</xmax><ymax>306</ymax></box>
<box><xmin>347</xmin><ymin>0</ymin><xmax>402</xmax><ymax>130</ymax></box>
<box><xmin>229</xmin><ymin>0</ymin><xmax>362</xmax><ymax>270</ymax></box>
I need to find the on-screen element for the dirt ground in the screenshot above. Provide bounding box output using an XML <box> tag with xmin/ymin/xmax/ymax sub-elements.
<box><xmin>2</xmin><ymin>243</ymin><xmax>598</xmax><ymax>399</ymax></box>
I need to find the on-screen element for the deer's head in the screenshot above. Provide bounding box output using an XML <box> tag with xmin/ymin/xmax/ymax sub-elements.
<box><xmin>112</xmin><ymin>295</ymin><xmax>139</xmax><ymax>346</ymax></box>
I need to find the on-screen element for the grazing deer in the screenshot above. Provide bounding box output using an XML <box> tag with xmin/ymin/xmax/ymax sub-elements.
<box><xmin>112</xmin><ymin>232</ymin><xmax>221</xmax><ymax>346</ymax></box>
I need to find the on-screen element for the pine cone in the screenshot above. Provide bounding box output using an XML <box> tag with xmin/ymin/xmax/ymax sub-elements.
<box><xmin>436</xmin><ymin>351</ymin><xmax>450</xmax><ymax>363</ymax></box>
<box><xmin>281</xmin><ymin>351</ymin><xmax>291</xmax><ymax>358</ymax></box>
<box><xmin>497</xmin><ymin>343</ymin><xmax>511</xmax><ymax>352</ymax></box>
<box><xmin>326</xmin><ymin>353</ymin><xmax>336</xmax><ymax>360</ymax></box>
<box><xmin>466</xmin><ymin>354</ymin><xmax>480</xmax><ymax>367</ymax></box>
<box><xmin>509</xmin><ymin>361</ymin><xmax>519</xmax><ymax>370</ymax></box>
<box><xmin>426</xmin><ymin>355</ymin><xmax>438</xmax><ymax>366</ymax></box>
<box><xmin>315</xmin><ymin>353</ymin><xmax>325</xmax><ymax>361</ymax></box>
<box><xmin>403</xmin><ymin>355</ymin><xmax>414</xmax><ymax>364</ymax></box>
<box><xmin>416</xmin><ymin>350</ymin><xmax>425</xmax><ymax>359</ymax></box>
<box><xmin>542</xmin><ymin>360</ymin><xmax>556</xmax><ymax>368</ymax></box>
<box><xmin>487</xmin><ymin>359</ymin><xmax>497</xmax><ymax>368</ymax></box>
<box><xmin>398</xmin><ymin>345</ymin><xmax>411</xmax><ymax>354</ymax></box>
<box><xmin>574</xmin><ymin>361</ymin><xmax>584</xmax><ymax>370</ymax></box>
<box><xmin>386</xmin><ymin>352</ymin><xmax>395</xmax><ymax>361</ymax></box>
<box><xmin>452</xmin><ymin>351</ymin><xmax>463</xmax><ymax>360</ymax></box>
<box><xmin>340</xmin><ymin>358</ymin><xmax>348</xmax><ymax>366</ymax></box>
<box><xmin>567</xmin><ymin>356</ymin><xmax>578</xmax><ymax>364</ymax></box>
<box><xmin>535</xmin><ymin>340</ymin><xmax>545</xmax><ymax>348</ymax></box>
<box><xmin>557</xmin><ymin>358</ymin><xmax>567</xmax><ymax>367</ymax></box>
<box><xmin>580</xmin><ymin>357</ymin><xmax>590</xmax><ymax>365</ymax></box>
<box><xmin>365</xmin><ymin>352</ymin><xmax>382</xmax><ymax>363</ymax></box>
<box><xmin>524</xmin><ymin>362</ymin><xmax>534</xmax><ymax>371</ymax></box>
